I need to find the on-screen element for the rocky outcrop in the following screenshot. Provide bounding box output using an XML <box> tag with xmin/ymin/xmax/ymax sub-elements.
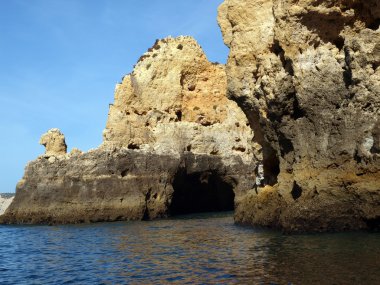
<box><xmin>218</xmin><ymin>0</ymin><xmax>380</xmax><ymax>232</ymax></box>
<box><xmin>39</xmin><ymin>128</ymin><xmax>67</xmax><ymax>156</ymax></box>
<box><xmin>1</xmin><ymin>36</ymin><xmax>257</xmax><ymax>225</ymax></box>
<box><xmin>3</xmin><ymin>2</ymin><xmax>379</xmax><ymax>232</ymax></box>
<box><xmin>2</xmin><ymin>149</ymin><xmax>254</xmax><ymax>224</ymax></box>
<box><xmin>103</xmin><ymin>36</ymin><xmax>258</xmax><ymax>162</ymax></box>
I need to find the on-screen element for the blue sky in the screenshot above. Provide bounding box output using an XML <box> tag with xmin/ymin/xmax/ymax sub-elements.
<box><xmin>0</xmin><ymin>0</ymin><xmax>228</xmax><ymax>193</ymax></box>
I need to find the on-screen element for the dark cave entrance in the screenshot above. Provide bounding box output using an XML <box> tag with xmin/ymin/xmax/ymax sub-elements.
<box><xmin>170</xmin><ymin>169</ymin><xmax>235</xmax><ymax>215</ymax></box>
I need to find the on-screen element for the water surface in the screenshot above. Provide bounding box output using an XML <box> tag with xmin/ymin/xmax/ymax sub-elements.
<box><xmin>1</xmin><ymin>212</ymin><xmax>379</xmax><ymax>284</ymax></box>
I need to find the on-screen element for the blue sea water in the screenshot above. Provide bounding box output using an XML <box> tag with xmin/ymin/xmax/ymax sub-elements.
<box><xmin>1</xmin><ymin>212</ymin><xmax>380</xmax><ymax>284</ymax></box>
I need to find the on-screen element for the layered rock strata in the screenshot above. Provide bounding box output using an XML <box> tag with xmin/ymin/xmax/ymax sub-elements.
<box><xmin>218</xmin><ymin>0</ymin><xmax>380</xmax><ymax>232</ymax></box>
<box><xmin>3</xmin><ymin>149</ymin><xmax>254</xmax><ymax>224</ymax></box>
<box><xmin>1</xmin><ymin>36</ymin><xmax>258</xmax><ymax>225</ymax></box>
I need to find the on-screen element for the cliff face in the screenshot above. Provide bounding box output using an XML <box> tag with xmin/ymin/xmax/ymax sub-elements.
<box><xmin>103</xmin><ymin>36</ymin><xmax>257</xmax><ymax>162</ymax></box>
<box><xmin>4</xmin><ymin>149</ymin><xmax>254</xmax><ymax>224</ymax></box>
<box><xmin>218</xmin><ymin>0</ymin><xmax>380</xmax><ymax>231</ymax></box>
<box><xmin>2</xmin><ymin>2</ymin><xmax>379</xmax><ymax>232</ymax></box>
<box><xmin>1</xmin><ymin>36</ymin><xmax>257</xmax><ymax>225</ymax></box>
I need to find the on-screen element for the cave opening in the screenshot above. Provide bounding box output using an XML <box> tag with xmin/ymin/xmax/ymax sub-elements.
<box><xmin>365</xmin><ymin>217</ymin><xmax>380</xmax><ymax>231</ymax></box>
<box><xmin>170</xmin><ymin>169</ymin><xmax>235</xmax><ymax>215</ymax></box>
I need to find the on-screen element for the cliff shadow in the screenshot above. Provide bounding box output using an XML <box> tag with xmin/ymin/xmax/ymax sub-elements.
<box><xmin>170</xmin><ymin>169</ymin><xmax>235</xmax><ymax>215</ymax></box>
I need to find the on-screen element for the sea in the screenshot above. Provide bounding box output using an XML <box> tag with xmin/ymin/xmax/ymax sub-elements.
<box><xmin>0</xmin><ymin>212</ymin><xmax>379</xmax><ymax>285</ymax></box>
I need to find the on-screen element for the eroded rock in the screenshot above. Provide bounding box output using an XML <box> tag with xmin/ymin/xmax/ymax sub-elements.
<box><xmin>1</xmin><ymin>36</ymin><xmax>257</xmax><ymax>225</ymax></box>
<box><xmin>0</xmin><ymin>150</ymin><xmax>255</xmax><ymax>224</ymax></box>
<box><xmin>219</xmin><ymin>0</ymin><xmax>380</xmax><ymax>232</ymax></box>
<box><xmin>39</xmin><ymin>128</ymin><xmax>67</xmax><ymax>157</ymax></box>
<box><xmin>3</xmin><ymin>2</ymin><xmax>378</xmax><ymax>232</ymax></box>
<box><xmin>104</xmin><ymin>36</ymin><xmax>258</xmax><ymax>162</ymax></box>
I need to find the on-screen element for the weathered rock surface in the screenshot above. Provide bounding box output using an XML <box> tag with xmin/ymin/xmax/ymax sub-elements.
<box><xmin>219</xmin><ymin>0</ymin><xmax>380</xmax><ymax>232</ymax></box>
<box><xmin>103</xmin><ymin>36</ymin><xmax>258</xmax><ymax>163</ymax></box>
<box><xmin>3</xmin><ymin>2</ymin><xmax>379</xmax><ymax>232</ymax></box>
<box><xmin>2</xmin><ymin>149</ymin><xmax>254</xmax><ymax>224</ymax></box>
<box><xmin>0</xmin><ymin>194</ymin><xmax>14</xmax><ymax>216</ymax></box>
<box><xmin>1</xmin><ymin>36</ymin><xmax>257</xmax><ymax>225</ymax></box>
<box><xmin>39</xmin><ymin>128</ymin><xmax>67</xmax><ymax>156</ymax></box>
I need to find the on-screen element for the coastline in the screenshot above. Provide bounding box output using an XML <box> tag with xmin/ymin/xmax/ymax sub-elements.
<box><xmin>2</xmin><ymin>0</ymin><xmax>379</xmax><ymax>232</ymax></box>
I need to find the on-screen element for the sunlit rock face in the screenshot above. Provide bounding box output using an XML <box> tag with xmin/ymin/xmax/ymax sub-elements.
<box><xmin>219</xmin><ymin>0</ymin><xmax>380</xmax><ymax>232</ymax></box>
<box><xmin>1</xmin><ymin>36</ymin><xmax>258</xmax><ymax>225</ymax></box>
<box><xmin>4</xmin><ymin>2</ymin><xmax>379</xmax><ymax>232</ymax></box>
<box><xmin>103</xmin><ymin>36</ymin><xmax>259</xmax><ymax>163</ymax></box>
<box><xmin>39</xmin><ymin>128</ymin><xmax>67</xmax><ymax>157</ymax></box>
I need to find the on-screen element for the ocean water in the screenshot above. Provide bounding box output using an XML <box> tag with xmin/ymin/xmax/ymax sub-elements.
<box><xmin>1</xmin><ymin>212</ymin><xmax>379</xmax><ymax>285</ymax></box>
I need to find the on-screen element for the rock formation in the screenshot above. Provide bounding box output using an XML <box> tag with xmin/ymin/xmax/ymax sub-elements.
<box><xmin>218</xmin><ymin>0</ymin><xmax>380</xmax><ymax>232</ymax></box>
<box><xmin>103</xmin><ymin>36</ymin><xmax>257</xmax><ymax>162</ymax></box>
<box><xmin>39</xmin><ymin>128</ymin><xmax>67</xmax><ymax>157</ymax></box>
<box><xmin>0</xmin><ymin>36</ymin><xmax>257</xmax><ymax>225</ymax></box>
<box><xmin>2</xmin><ymin>1</ymin><xmax>379</xmax><ymax>232</ymax></box>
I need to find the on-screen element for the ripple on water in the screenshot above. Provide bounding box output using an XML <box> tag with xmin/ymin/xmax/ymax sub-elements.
<box><xmin>0</xmin><ymin>212</ymin><xmax>380</xmax><ymax>284</ymax></box>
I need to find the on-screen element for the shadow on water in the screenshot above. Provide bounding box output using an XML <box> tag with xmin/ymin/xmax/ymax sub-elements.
<box><xmin>1</xmin><ymin>212</ymin><xmax>380</xmax><ymax>284</ymax></box>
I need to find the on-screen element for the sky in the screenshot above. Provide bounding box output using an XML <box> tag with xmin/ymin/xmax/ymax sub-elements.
<box><xmin>0</xmin><ymin>0</ymin><xmax>229</xmax><ymax>193</ymax></box>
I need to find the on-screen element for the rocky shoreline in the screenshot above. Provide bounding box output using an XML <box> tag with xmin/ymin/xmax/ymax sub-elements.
<box><xmin>1</xmin><ymin>0</ymin><xmax>379</xmax><ymax>232</ymax></box>
<box><xmin>0</xmin><ymin>36</ymin><xmax>258</xmax><ymax>226</ymax></box>
<box><xmin>0</xmin><ymin>149</ymin><xmax>255</xmax><ymax>225</ymax></box>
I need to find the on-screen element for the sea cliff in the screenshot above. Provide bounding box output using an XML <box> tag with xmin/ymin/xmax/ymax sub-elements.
<box><xmin>1</xmin><ymin>0</ymin><xmax>379</xmax><ymax>232</ymax></box>
<box><xmin>218</xmin><ymin>0</ymin><xmax>380</xmax><ymax>232</ymax></box>
<box><xmin>1</xmin><ymin>36</ymin><xmax>257</xmax><ymax>225</ymax></box>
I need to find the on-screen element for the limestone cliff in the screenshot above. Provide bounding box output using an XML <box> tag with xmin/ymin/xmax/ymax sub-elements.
<box><xmin>218</xmin><ymin>0</ymin><xmax>380</xmax><ymax>232</ymax></box>
<box><xmin>1</xmin><ymin>36</ymin><xmax>257</xmax><ymax>225</ymax></box>
<box><xmin>2</xmin><ymin>2</ymin><xmax>379</xmax><ymax>232</ymax></box>
<box><xmin>103</xmin><ymin>36</ymin><xmax>257</xmax><ymax>162</ymax></box>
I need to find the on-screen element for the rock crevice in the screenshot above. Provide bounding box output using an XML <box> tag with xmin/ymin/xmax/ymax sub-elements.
<box><xmin>218</xmin><ymin>0</ymin><xmax>380</xmax><ymax>232</ymax></box>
